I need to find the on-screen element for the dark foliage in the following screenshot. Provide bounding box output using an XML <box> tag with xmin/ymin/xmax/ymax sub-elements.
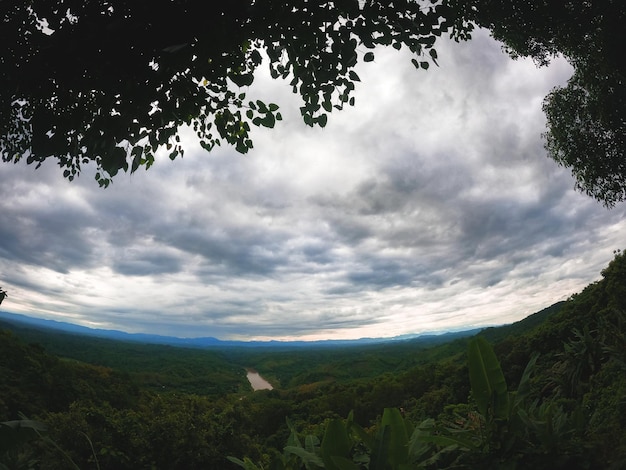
<box><xmin>468</xmin><ymin>0</ymin><xmax>626</xmax><ymax>206</ymax></box>
<box><xmin>0</xmin><ymin>0</ymin><xmax>468</xmax><ymax>186</ymax></box>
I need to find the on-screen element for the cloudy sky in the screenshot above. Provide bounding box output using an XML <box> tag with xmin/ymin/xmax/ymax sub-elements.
<box><xmin>1</xmin><ymin>29</ymin><xmax>624</xmax><ymax>341</ymax></box>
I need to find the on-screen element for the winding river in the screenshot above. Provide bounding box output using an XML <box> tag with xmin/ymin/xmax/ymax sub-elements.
<box><xmin>246</xmin><ymin>369</ymin><xmax>273</xmax><ymax>391</ymax></box>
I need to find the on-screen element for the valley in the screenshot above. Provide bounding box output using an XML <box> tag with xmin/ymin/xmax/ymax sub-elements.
<box><xmin>1</xmin><ymin>252</ymin><xmax>625</xmax><ymax>469</ymax></box>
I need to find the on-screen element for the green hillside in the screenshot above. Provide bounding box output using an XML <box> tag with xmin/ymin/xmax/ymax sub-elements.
<box><xmin>2</xmin><ymin>252</ymin><xmax>625</xmax><ymax>469</ymax></box>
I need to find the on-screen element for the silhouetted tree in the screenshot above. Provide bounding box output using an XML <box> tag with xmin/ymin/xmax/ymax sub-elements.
<box><xmin>2</xmin><ymin>1</ymin><xmax>624</xmax><ymax>205</ymax></box>
<box><xmin>468</xmin><ymin>0</ymin><xmax>626</xmax><ymax>206</ymax></box>
<box><xmin>0</xmin><ymin>0</ymin><xmax>469</xmax><ymax>186</ymax></box>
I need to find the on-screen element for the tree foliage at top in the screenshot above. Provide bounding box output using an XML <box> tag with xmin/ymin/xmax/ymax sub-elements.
<box><xmin>0</xmin><ymin>0</ymin><xmax>470</xmax><ymax>187</ymax></box>
<box><xmin>1</xmin><ymin>0</ymin><xmax>625</xmax><ymax>206</ymax></box>
<box><xmin>468</xmin><ymin>0</ymin><xmax>626</xmax><ymax>206</ymax></box>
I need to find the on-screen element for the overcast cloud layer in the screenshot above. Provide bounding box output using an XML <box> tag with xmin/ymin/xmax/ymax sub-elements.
<box><xmin>1</xmin><ymin>30</ymin><xmax>624</xmax><ymax>341</ymax></box>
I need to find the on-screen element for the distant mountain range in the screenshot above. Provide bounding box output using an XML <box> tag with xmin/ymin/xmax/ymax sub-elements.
<box><xmin>0</xmin><ymin>310</ymin><xmax>488</xmax><ymax>349</ymax></box>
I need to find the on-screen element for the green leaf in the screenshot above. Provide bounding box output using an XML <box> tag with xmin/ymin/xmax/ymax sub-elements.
<box><xmin>515</xmin><ymin>353</ymin><xmax>539</xmax><ymax>404</ymax></box>
<box><xmin>370</xmin><ymin>425</ymin><xmax>391</xmax><ymax>470</ymax></box>
<box><xmin>250</xmin><ymin>49</ymin><xmax>262</xmax><ymax>64</ymax></box>
<box><xmin>380</xmin><ymin>408</ymin><xmax>409</xmax><ymax>468</ymax></box>
<box><xmin>256</xmin><ymin>100</ymin><xmax>269</xmax><ymax>113</ymax></box>
<box><xmin>429</xmin><ymin>48</ymin><xmax>439</xmax><ymax>66</ymax></box>
<box><xmin>101</xmin><ymin>146</ymin><xmax>127</xmax><ymax>177</ymax></box>
<box><xmin>321</xmin><ymin>419</ymin><xmax>352</xmax><ymax>470</ymax></box>
<box><xmin>285</xmin><ymin>417</ymin><xmax>302</xmax><ymax>448</ymax></box>
<box><xmin>131</xmin><ymin>145</ymin><xmax>143</xmax><ymax>173</ymax></box>
<box><xmin>318</xmin><ymin>113</ymin><xmax>328</xmax><ymax>128</ymax></box>
<box><xmin>416</xmin><ymin>432</ymin><xmax>476</xmax><ymax>450</ymax></box>
<box><xmin>364</xmin><ymin>52</ymin><xmax>375</xmax><ymax>62</ymax></box>
<box><xmin>305</xmin><ymin>434</ymin><xmax>320</xmax><ymax>454</ymax></box>
<box><xmin>229</xmin><ymin>72</ymin><xmax>254</xmax><ymax>87</ymax></box>
<box><xmin>348</xmin><ymin>70</ymin><xmax>360</xmax><ymax>82</ymax></box>
<box><xmin>284</xmin><ymin>446</ymin><xmax>324</xmax><ymax>467</ymax></box>
<box><xmin>468</xmin><ymin>337</ymin><xmax>509</xmax><ymax>419</ymax></box>
<box><xmin>0</xmin><ymin>419</ymin><xmax>47</xmax><ymax>454</ymax></box>
<box><xmin>226</xmin><ymin>456</ymin><xmax>262</xmax><ymax>470</ymax></box>
<box><xmin>346</xmin><ymin>418</ymin><xmax>374</xmax><ymax>450</ymax></box>
<box><xmin>261</xmin><ymin>113</ymin><xmax>276</xmax><ymax>128</ymax></box>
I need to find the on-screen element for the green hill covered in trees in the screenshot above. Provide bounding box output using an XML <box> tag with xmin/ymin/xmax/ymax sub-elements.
<box><xmin>1</xmin><ymin>252</ymin><xmax>626</xmax><ymax>469</ymax></box>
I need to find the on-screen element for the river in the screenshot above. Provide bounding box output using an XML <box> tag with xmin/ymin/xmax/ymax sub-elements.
<box><xmin>246</xmin><ymin>369</ymin><xmax>273</xmax><ymax>391</ymax></box>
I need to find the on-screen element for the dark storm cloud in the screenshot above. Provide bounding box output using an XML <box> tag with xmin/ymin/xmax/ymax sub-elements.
<box><xmin>112</xmin><ymin>251</ymin><xmax>182</xmax><ymax>276</ymax></box>
<box><xmin>0</xmin><ymin>182</ymin><xmax>96</xmax><ymax>273</ymax></box>
<box><xmin>347</xmin><ymin>266</ymin><xmax>414</xmax><ymax>289</ymax></box>
<box><xmin>157</xmin><ymin>225</ymin><xmax>289</xmax><ymax>276</ymax></box>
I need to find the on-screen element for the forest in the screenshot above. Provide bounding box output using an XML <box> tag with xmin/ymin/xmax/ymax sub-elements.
<box><xmin>1</xmin><ymin>251</ymin><xmax>625</xmax><ymax>469</ymax></box>
<box><xmin>2</xmin><ymin>2</ymin><xmax>625</xmax><ymax>468</ymax></box>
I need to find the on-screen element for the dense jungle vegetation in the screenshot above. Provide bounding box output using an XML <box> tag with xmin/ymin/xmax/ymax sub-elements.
<box><xmin>2</xmin><ymin>251</ymin><xmax>626</xmax><ymax>469</ymax></box>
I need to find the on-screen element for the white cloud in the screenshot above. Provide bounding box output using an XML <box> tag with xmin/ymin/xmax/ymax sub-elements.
<box><xmin>1</xmin><ymin>29</ymin><xmax>623</xmax><ymax>340</ymax></box>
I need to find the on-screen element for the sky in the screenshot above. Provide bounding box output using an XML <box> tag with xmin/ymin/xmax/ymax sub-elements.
<box><xmin>1</xmin><ymin>29</ymin><xmax>625</xmax><ymax>341</ymax></box>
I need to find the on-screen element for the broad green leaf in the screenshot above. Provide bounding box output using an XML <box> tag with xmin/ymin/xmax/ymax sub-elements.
<box><xmin>130</xmin><ymin>146</ymin><xmax>143</xmax><ymax>173</ymax></box>
<box><xmin>285</xmin><ymin>417</ymin><xmax>302</xmax><ymax>448</ymax></box>
<box><xmin>370</xmin><ymin>425</ymin><xmax>391</xmax><ymax>470</ymax></box>
<box><xmin>229</xmin><ymin>72</ymin><xmax>254</xmax><ymax>87</ymax></box>
<box><xmin>380</xmin><ymin>408</ymin><xmax>409</xmax><ymax>468</ymax></box>
<box><xmin>284</xmin><ymin>446</ymin><xmax>324</xmax><ymax>468</ymax></box>
<box><xmin>515</xmin><ymin>352</ymin><xmax>539</xmax><ymax>404</ymax></box>
<box><xmin>261</xmin><ymin>113</ymin><xmax>276</xmax><ymax>128</ymax></box>
<box><xmin>413</xmin><ymin>431</ymin><xmax>476</xmax><ymax>451</ymax></box>
<box><xmin>0</xmin><ymin>419</ymin><xmax>47</xmax><ymax>453</ymax></box>
<box><xmin>321</xmin><ymin>419</ymin><xmax>352</xmax><ymax>470</ymax></box>
<box><xmin>468</xmin><ymin>337</ymin><xmax>509</xmax><ymax>419</ymax></box>
<box><xmin>429</xmin><ymin>49</ymin><xmax>438</xmax><ymax>60</ymax></box>
<box><xmin>346</xmin><ymin>418</ymin><xmax>374</xmax><ymax>450</ymax></box>
<box><xmin>305</xmin><ymin>434</ymin><xmax>320</xmax><ymax>454</ymax></box>
<box><xmin>226</xmin><ymin>456</ymin><xmax>263</xmax><ymax>470</ymax></box>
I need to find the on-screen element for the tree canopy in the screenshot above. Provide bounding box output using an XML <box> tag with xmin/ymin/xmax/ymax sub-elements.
<box><xmin>1</xmin><ymin>0</ymin><xmax>624</xmax><ymax>205</ymax></box>
<box><xmin>0</xmin><ymin>0</ymin><xmax>470</xmax><ymax>187</ymax></box>
<box><xmin>468</xmin><ymin>0</ymin><xmax>626</xmax><ymax>206</ymax></box>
